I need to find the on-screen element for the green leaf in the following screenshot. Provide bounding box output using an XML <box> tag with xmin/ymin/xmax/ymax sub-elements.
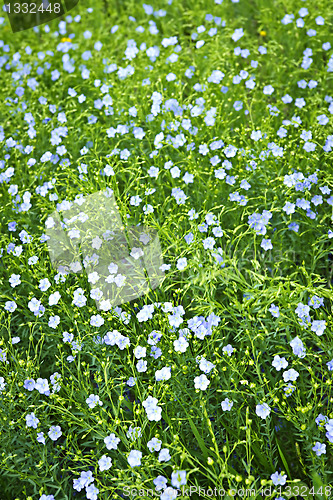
<box><xmin>311</xmin><ymin>472</ymin><xmax>328</xmax><ymax>500</ymax></box>
<box><xmin>275</xmin><ymin>438</ymin><xmax>291</xmax><ymax>478</ymax></box>
<box><xmin>187</xmin><ymin>416</ymin><xmax>211</xmax><ymax>459</ymax></box>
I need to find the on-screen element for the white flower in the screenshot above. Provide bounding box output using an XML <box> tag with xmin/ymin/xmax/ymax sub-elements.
<box><xmin>256</xmin><ymin>403</ymin><xmax>271</xmax><ymax>420</ymax></box>
<box><xmin>108</xmin><ymin>262</ymin><xmax>118</xmax><ymax>274</ymax></box>
<box><xmin>0</xmin><ymin>377</ymin><xmax>6</xmax><ymax>392</ymax></box>
<box><xmin>136</xmin><ymin>360</ymin><xmax>147</xmax><ymax>372</ymax></box>
<box><xmin>86</xmin><ymin>394</ymin><xmax>103</xmax><ymax>409</ymax></box>
<box><xmin>158</xmin><ymin>448</ymin><xmax>171</xmax><ymax>462</ymax></box>
<box><xmin>221</xmin><ymin>398</ymin><xmax>233</xmax><ymax>411</ymax></box>
<box><xmin>127</xmin><ymin>425</ymin><xmax>142</xmax><ymax>441</ymax></box>
<box><xmin>139</xmin><ymin>232</ymin><xmax>151</xmax><ymax>244</ymax></box>
<box><xmin>90</xmin><ymin>288</ymin><xmax>103</xmax><ymax>300</ymax></box>
<box><xmin>130</xmin><ymin>247</ymin><xmax>144</xmax><ymax>260</ymax></box>
<box><xmin>68</xmin><ymin>228</ymin><xmax>80</xmax><ymax>239</ymax></box>
<box><xmin>48</xmin><ymin>425</ymin><xmax>62</xmax><ymax>441</ymax></box>
<box><xmin>88</xmin><ymin>272</ymin><xmax>100</xmax><ymax>284</ymax></box>
<box><xmin>28</xmin><ymin>297</ymin><xmax>41</xmax><ymax>313</ymax></box>
<box><xmin>168</xmin><ymin>313</ymin><xmax>183</xmax><ymax>328</ymax></box>
<box><xmin>91</xmin><ymin>236</ymin><xmax>103</xmax><ymax>249</ymax></box>
<box><xmin>134</xmin><ymin>346</ymin><xmax>146</xmax><ymax>359</ymax></box>
<box><xmin>283</xmin><ymin>368</ymin><xmax>299</xmax><ymax>382</ymax></box>
<box><xmin>202</xmin><ymin>237</ymin><xmax>215</xmax><ymax>250</ymax></box>
<box><xmin>9</xmin><ymin>274</ymin><xmax>21</xmax><ymax>287</ymax></box>
<box><xmin>117</xmin><ymin>335</ymin><xmax>130</xmax><ymax>349</ymax></box>
<box><xmin>272</xmin><ymin>355</ymin><xmax>288</xmax><ymax>371</ymax></box>
<box><xmin>130</xmin><ymin>195</ymin><xmax>142</xmax><ymax>206</ymax></box>
<box><xmin>37</xmin><ymin>432</ymin><xmax>45</xmax><ymax>445</ymax></box>
<box><xmin>86</xmin><ymin>484</ymin><xmax>99</xmax><ymax>500</ymax></box>
<box><xmin>146</xmin><ymin>405</ymin><xmax>162</xmax><ymax>421</ymax></box>
<box><xmin>155</xmin><ymin>366</ymin><xmax>171</xmax><ymax>381</ymax></box>
<box><xmin>104</xmin><ymin>330</ymin><xmax>121</xmax><ymax>346</ymax></box>
<box><xmin>104</xmin><ymin>433</ymin><xmax>120</xmax><ymax>450</ymax></box>
<box><xmin>137</xmin><ymin>304</ymin><xmax>154</xmax><ymax>322</ymax></box>
<box><xmin>127</xmin><ymin>450</ymin><xmax>142</xmax><ymax>467</ymax></box>
<box><xmin>49</xmin><ymin>291</ymin><xmax>61</xmax><ymax>306</ymax></box>
<box><xmin>99</xmin><ymin>299</ymin><xmax>111</xmax><ymax>311</ymax></box>
<box><xmin>147</xmin><ymin>437</ymin><xmax>162</xmax><ymax>452</ymax></box>
<box><xmin>114</xmin><ymin>274</ymin><xmax>126</xmax><ymax>287</ymax></box>
<box><xmin>171</xmin><ymin>470</ymin><xmax>187</xmax><ymax>487</ymax></box>
<box><xmin>98</xmin><ymin>454</ymin><xmax>112</xmax><ymax>471</ymax></box>
<box><xmin>73</xmin><ymin>470</ymin><xmax>94</xmax><ymax>492</ymax></box>
<box><xmin>176</xmin><ymin>257</ymin><xmax>187</xmax><ymax>271</ymax></box>
<box><xmin>173</xmin><ymin>337</ymin><xmax>189</xmax><ymax>352</ymax></box>
<box><xmin>271</xmin><ymin>471</ymin><xmax>287</xmax><ymax>486</ymax></box>
<box><xmin>90</xmin><ymin>314</ymin><xmax>104</xmax><ymax>327</ymax></box>
<box><xmin>48</xmin><ymin>315</ymin><xmax>60</xmax><ymax>329</ymax></box>
<box><xmin>72</xmin><ymin>288</ymin><xmax>87</xmax><ymax>307</ymax></box>
<box><xmin>142</xmin><ymin>396</ymin><xmax>162</xmax><ymax>421</ymax></box>
<box><xmin>70</xmin><ymin>261</ymin><xmax>82</xmax><ymax>272</ymax></box>
<box><xmin>231</xmin><ymin>28</ymin><xmax>244</xmax><ymax>42</ymax></box>
<box><xmin>142</xmin><ymin>396</ymin><xmax>159</xmax><ymax>409</ymax></box>
<box><xmin>199</xmin><ymin>358</ymin><xmax>215</xmax><ymax>374</ymax></box>
<box><xmin>45</xmin><ymin>216</ymin><xmax>55</xmax><ymax>229</ymax></box>
<box><xmin>26</xmin><ymin>412</ymin><xmax>40</xmax><ymax>429</ymax></box>
<box><xmin>154</xmin><ymin>475</ymin><xmax>167</xmax><ymax>491</ymax></box>
<box><xmin>35</xmin><ymin>378</ymin><xmax>50</xmax><ymax>395</ymax></box>
<box><xmin>194</xmin><ymin>374</ymin><xmax>210</xmax><ymax>390</ymax></box>
<box><xmin>105</xmin><ymin>274</ymin><xmax>115</xmax><ymax>283</ymax></box>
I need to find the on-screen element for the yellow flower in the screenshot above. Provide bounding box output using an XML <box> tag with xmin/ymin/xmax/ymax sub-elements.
<box><xmin>61</xmin><ymin>37</ymin><xmax>72</xmax><ymax>43</ymax></box>
<box><xmin>259</xmin><ymin>30</ymin><xmax>267</xmax><ymax>36</ymax></box>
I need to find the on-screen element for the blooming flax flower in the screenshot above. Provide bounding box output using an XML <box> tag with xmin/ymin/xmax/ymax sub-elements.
<box><xmin>104</xmin><ymin>433</ymin><xmax>120</xmax><ymax>450</ymax></box>
<box><xmin>48</xmin><ymin>425</ymin><xmax>62</xmax><ymax>441</ymax></box>
<box><xmin>98</xmin><ymin>455</ymin><xmax>112</xmax><ymax>471</ymax></box>
<box><xmin>127</xmin><ymin>450</ymin><xmax>142</xmax><ymax>467</ymax></box>
<box><xmin>86</xmin><ymin>394</ymin><xmax>103</xmax><ymax>408</ymax></box>
<box><xmin>256</xmin><ymin>403</ymin><xmax>271</xmax><ymax>419</ymax></box>
<box><xmin>221</xmin><ymin>398</ymin><xmax>233</xmax><ymax>411</ymax></box>
<box><xmin>194</xmin><ymin>374</ymin><xmax>210</xmax><ymax>390</ymax></box>
<box><xmin>271</xmin><ymin>471</ymin><xmax>287</xmax><ymax>486</ymax></box>
<box><xmin>25</xmin><ymin>412</ymin><xmax>39</xmax><ymax>429</ymax></box>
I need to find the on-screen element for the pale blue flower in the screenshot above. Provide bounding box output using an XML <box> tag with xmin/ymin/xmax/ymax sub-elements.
<box><xmin>221</xmin><ymin>398</ymin><xmax>233</xmax><ymax>411</ymax></box>
<box><xmin>128</xmin><ymin>450</ymin><xmax>142</xmax><ymax>467</ymax></box>
<box><xmin>271</xmin><ymin>471</ymin><xmax>287</xmax><ymax>486</ymax></box>
<box><xmin>26</xmin><ymin>412</ymin><xmax>39</xmax><ymax>429</ymax></box>
<box><xmin>256</xmin><ymin>403</ymin><xmax>271</xmax><ymax>419</ymax></box>
<box><xmin>147</xmin><ymin>437</ymin><xmax>162</xmax><ymax>452</ymax></box>
<box><xmin>312</xmin><ymin>442</ymin><xmax>326</xmax><ymax>456</ymax></box>
<box><xmin>86</xmin><ymin>394</ymin><xmax>103</xmax><ymax>409</ymax></box>
<box><xmin>272</xmin><ymin>355</ymin><xmax>288</xmax><ymax>371</ymax></box>
<box><xmin>171</xmin><ymin>470</ymin><xmax>187</xmax><ymax>487</ymax></box>
<box><xmin>98</xmin><ymin>454</ymin><xmax>112</xmax><ymax>471</ymax></box>
<box><xmin>48</xmin><ymin>425</ymin><xmax>62</xmax><ymax>441</ymax></box>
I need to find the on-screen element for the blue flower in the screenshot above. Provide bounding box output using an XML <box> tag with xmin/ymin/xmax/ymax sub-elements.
<box><xmin>317</xmin><ymin>114</ymin><xmax>329</xmax><ymax>125</ymax></box>
<box><xmin>311</xmin><ymin>320</ymin><xmax>326</xmax><ymax>336</ymax></box>
<box><xmin>290</xmin><ymin>337</ymin><xmax>306</xmax><ymax>358</ymax></box>
<box><xmin>256</xmin><ymin>403</ymin><xmax>271</xmax><ymax>419</ymax></box>
<box><xmin>312</xmin><ymin>442</ymin><xmax>326</xmax><ymax>456</ymax></box>
<box><xmin>272</xmin><ymin>355</ymin><xmax>288</xmax><ymax>371</ymax></box>
<box><xmin>269</xmin><ymin>304</ymin><xmax>280</xmax><ymax>318</ymax></box>
<box><xmin>326</xmin><ymin>359</ymin><xmax>333</xmax><ymax>371</ymax></box>
<box><xmin>261</xmin><ymin>238</ymin><xmax>273</xmax><ymax>251</ymax></box>
<box><xmin>271</xmin><ymin>471</ymin><xmax>287</xmax><ymax>485</ymax></box>
<box><xmin>263</xmin><ymin>85</ymin><xmax>274</xmax><ymax>95</ymax></box>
